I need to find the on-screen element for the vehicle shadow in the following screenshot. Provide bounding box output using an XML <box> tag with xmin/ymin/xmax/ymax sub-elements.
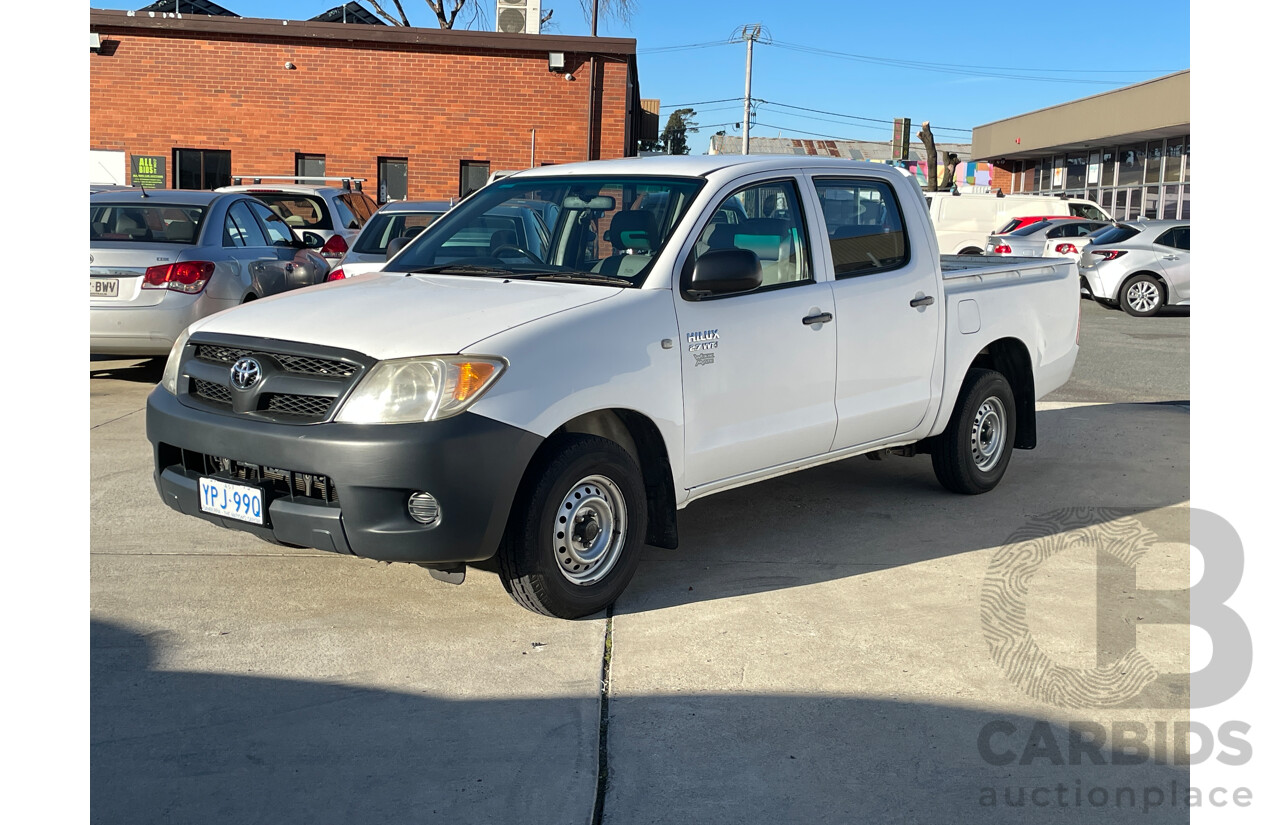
<box><xmin>90</xmin><ymin>356</ymin><xmax>164</xmax><ymax>384</ymax></box>
<box><xmin>91</xmin><ymin>619</ymin><xmax>1191</xmax><ymax>825</ymax></box>
<box><xmin>619</xmin><ymin>402</ymin><xmax>1189</xmax><ymax>614</ymax></box>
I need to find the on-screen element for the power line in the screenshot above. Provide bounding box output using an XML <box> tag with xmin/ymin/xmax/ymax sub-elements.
<box><xmin>758</xmin><ymin>100</ymin><xmax>971</xmax><ymax>134</ymax></box>
<box><xmin>638</xmin><ymin>40</ymin><xmax>735</xmax><ymax>54</ymax></box>
<box><xmin>766</xmin><ymin>40</ymin><xmax>1156</xmax><ymax>85</ymax></box>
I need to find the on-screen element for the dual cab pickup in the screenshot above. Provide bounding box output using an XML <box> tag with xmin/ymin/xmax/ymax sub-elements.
<box><xmin>147</xmin><ymin>155</ymin><xmax>1079</xmax><ymax>618</ymax></box>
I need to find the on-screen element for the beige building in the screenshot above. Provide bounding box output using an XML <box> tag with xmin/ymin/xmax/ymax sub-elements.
<box><xmin>971</xmin><ymin>70</ymin><xmax>1190</xmax><ymax>220</ymax></box>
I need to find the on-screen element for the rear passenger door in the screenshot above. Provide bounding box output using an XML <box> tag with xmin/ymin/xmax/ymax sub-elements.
<box><xmin>674</xmin><ymin>177</ymin><xmax>837</xmax><ymax>489</ymax></box>
<box><xmin>246</xmin><ymin>201</ymin><xmax>319</xmax><ymax>292</ymax></box>
<box><xmin>812</xmin><ymin>175</ymin><xmax>943</xmax><ymax>451</ymax></box>
<box><xmin>1153</xmin><ymin>224</ymin><xmax>1190</xmax><ymax>302</ymax></box>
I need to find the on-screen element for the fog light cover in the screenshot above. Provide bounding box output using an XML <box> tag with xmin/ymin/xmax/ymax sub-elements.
<box><xmin>408</xmin><ymin>492</ymin><xmax>440</xmax><ymax>525</ymax></box>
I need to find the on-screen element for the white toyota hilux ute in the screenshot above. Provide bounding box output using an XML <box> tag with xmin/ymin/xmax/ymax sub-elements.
<box><xmin>147</xmin><ymin>155</ymin><xmax>1080</xmax><ymax>619</ymax></box>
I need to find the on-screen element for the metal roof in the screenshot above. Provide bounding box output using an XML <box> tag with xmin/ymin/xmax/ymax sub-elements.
<box><xmin>137</xmin><ymin>0</ymin><xmax>238</xmax><ymax>16</ymax></box>
<box><xmin>708</xmin><ymin>134</ymin><xmax>971</xmax><ymax>163</ymax></box>
<box><xmin>309</xmin><ymin>3</ymin><xmax>385</xmax><ymax>25</ymax></box>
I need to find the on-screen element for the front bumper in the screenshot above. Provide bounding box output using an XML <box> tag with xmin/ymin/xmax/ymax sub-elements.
<box><xmin>147</xmin><ymin>387</ymin><xmax>543</xmax><ymax>563</ymax></box>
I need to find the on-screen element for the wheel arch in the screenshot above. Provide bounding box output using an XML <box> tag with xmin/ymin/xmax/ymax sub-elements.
<box><xmin>535</xmin><ymin>408</ymin><xmax>679</xmax><ymax>549</ymax></box>
<box><xmin>969</xmin><ymin>337</ymin><xmax>1036</xmax><ymax>449</ymax></box>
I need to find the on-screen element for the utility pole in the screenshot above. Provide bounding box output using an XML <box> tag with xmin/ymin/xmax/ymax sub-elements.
<box><xmin>740</xmin><ymin>24</ymin><xmax>760</xmax><ymax>155</ymax></box>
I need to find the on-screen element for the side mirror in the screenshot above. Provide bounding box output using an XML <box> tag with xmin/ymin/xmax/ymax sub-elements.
<box><xmin>681</xmin><ymin>248</ymin><xmax>763</xmax><ymax>299</ymax></box>
<box><xmin>300</xmin><ymin>231</ymin><xmax>325</xmax><ymax>249</ymax></box>
<box><xmin>386</xmin><ymin>236</ymin><xmax>412</xmax><ymax>260</ymax></box>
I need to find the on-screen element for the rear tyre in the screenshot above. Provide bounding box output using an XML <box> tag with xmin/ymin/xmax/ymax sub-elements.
<box><xmin>931</xmin><ymin>368</ymin><xmax>1017</xmax><ymax>495</ymax></box>
<box><xmin>497</xmin><ymin>434</ymin><xmax>647</xmax><ymax>619</ymax></box>
<box><xmin>1119</xmin><ymin>273</ymin><xmax>1164</xmax><ymax>317</ymax></box>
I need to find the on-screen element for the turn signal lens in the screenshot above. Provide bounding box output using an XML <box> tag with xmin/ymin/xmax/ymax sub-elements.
<box><xmin>452</xmin><ymin>361</ymin><xmax>498</xmax><ymax>402</ymax></box>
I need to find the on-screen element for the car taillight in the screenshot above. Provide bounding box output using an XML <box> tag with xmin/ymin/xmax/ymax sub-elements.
<box><xmin>1094</xmin><ymin>250</ymin><xmax>1128</xmax><ymax>260</ymax></box>
<box><xmin>320</xmin><ymin>234</ymin><xmax>348</xmax><ymax>258</ymax></box>
<box><xmin>994</xmin><ymin>244</ymin><xmax>1012</xmax><ymax>255</ymax></box>
<box><xmin>141</xmin><ymin>261</ymin><xmax>215</xmax><ymax>294</ymax></box>
<box><xmin>327</xmin><ymin>267</ymin><xmax>346</xmax><ymax>281</ymax></box>
<box><xmin>1055</xmin><ymin>243</ymin><xmax>1078</xmax><ymax>255</ymax></box>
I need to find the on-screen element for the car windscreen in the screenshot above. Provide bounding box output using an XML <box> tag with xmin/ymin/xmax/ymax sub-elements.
<box><xmin>246</xmin><ymin>193</ymin><xmax>333</xmax><ymax>230</ymax></box>
<box><xmin>90</xmin><ymin>204</ymin><xmax>207</xmax><ymax>244</ymax></box>
<box><xmin>1089</xmin><ymin>224</ymin><xmax>1140</xmax><ymax>245</ymax></box>
<box><xmin>383</xmin><ymin>175</ymin><xmax>706</xmax><ymax>287</ymax></box>
<box><xmin>352</xmin><ymin>212</ymin><xmax>445</xmax><ymax>254</ymax></box>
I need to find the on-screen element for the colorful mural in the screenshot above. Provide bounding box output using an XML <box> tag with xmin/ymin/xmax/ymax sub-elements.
<box><xmin>871</xmin><ymin>159</ymin><xmax>994</xmax><ymax>190</ymax></box>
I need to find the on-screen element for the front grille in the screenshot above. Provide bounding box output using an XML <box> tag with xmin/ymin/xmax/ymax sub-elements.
<box><xmin>180</xmin><ymin>448</ymin><xmax>339</xmax><ymax>504</ymax></box>
<box><xmin>184</xmin><ymin>337</ymin><xmax>368</xmax><ymax>425</ymax></box>
<box><xmin>193</xmin><ymin>378</ymin><xmax>232</xmax><ymax>406</ymax></box>
<box><xmin>195</xmin><ymin>344</ymin><xmax>355</xmax><ymax>377</ymax></box>
<box><xmin>266</xmin><ymin>394</ymin><xmax>333</xmax><ymax>418</ymax></box>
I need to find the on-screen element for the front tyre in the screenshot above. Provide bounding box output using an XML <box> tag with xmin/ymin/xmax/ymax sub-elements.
<box><xmin>931</xmin><ymin>368</ymin><xmax>1017</xmax><ymax>495</ymax></box>
<box><xmin>1120</xmin><ymin>273</ymin><xmax>1164</xmax><ymax>317</ymax></box>
<box><xmin>498</xmin><ymin>435</ymin><xmax>647</xmax><ymax>618</ymax></box>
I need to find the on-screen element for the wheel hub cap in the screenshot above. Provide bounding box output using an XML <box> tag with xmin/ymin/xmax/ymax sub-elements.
<box><xmin>553</xmin><ymin>475</ymin><xmax>627</xmax><ymax>586</ymax></box>
<box><xmin>970</xmin><ymin>396</ymin><xmax>1007</xmax><ymax>473</ymax></box>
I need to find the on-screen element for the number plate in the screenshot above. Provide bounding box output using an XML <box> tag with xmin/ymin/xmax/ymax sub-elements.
<box><xmin>199</xmin><ymin>477</ymin><xmax>266</xmax><ymax>525</ymax></box>
<box><xmin>90</xmin><ymin>278</ymin><xmax>120</xmax><ymax>298</ymax></box>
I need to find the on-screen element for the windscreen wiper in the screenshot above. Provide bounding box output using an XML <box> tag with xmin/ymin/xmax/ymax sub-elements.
<box><xmin>523</xmin><ymin>272</ymin><xmax>634</xmax><ymax>287</ymax></box>
<box><xmin>403</xmin><ymin>264</ymin><xmax>514</xmax><ymax>276</ymax></box>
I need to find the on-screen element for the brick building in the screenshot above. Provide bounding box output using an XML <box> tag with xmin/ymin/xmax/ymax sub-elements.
<box><xmin>88</xmin><ymin>8</ymin><xmax>642</xmax><ymax>201</ymax></box>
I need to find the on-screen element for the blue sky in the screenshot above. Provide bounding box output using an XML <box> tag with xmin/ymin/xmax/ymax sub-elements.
<box><xmin>92</xmin><ymin>1</ymin><xmax>1190</xmax><ymax>153</ymax></box>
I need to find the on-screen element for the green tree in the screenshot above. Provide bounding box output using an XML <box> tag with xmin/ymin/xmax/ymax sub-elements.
<box><xmin>660</xmin><ymin>108</ymin><xmax>698</xmax><ymax>155</ymax></box>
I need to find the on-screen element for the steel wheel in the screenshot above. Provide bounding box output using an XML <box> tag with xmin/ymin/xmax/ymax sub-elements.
<box><xmin>970</xmin><ymin>397</ymin><xmax>1007</xmax><ymax>473</ymax></box>
<box><xmin>552</xmin><ymin>475</ymin><xmax>627</xmax><ymax>586</ymax></box>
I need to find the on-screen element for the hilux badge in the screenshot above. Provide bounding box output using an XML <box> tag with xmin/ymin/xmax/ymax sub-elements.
<box><xmin>230</xmin><ymin>357</ymin><xmax>262</xmax><ymax>389</ymax></box>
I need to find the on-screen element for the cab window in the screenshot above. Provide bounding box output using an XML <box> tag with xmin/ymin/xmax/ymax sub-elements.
<box><xmin>812</xmin><ymin>178</ymin><xmax>908</xmax><ymax>277</ymax></box>
<box><xmin>689</xmin><ymin>179</ymin><xmax>812</xmax><ymax>290</ymax></box>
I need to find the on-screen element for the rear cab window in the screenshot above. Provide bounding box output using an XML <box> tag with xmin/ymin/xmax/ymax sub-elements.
<box><xmin>353</xmin><ymin>212</ymin><xmax>444</xmax><ymax>255</ymax></box>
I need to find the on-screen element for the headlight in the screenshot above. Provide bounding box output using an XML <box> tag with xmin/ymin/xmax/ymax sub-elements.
<box><xmin>335</xmin><ymin>356</ymin><xmax>505</xmax><ymax>424</ymax></box>
<box><xmin>159</xmin><ymin>327</ymin><xmax>191</xmax><ymax>394</ymax></box>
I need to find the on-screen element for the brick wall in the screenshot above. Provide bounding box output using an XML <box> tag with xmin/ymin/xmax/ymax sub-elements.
<box><xmin>989</xmin><ymin>162</ymin><xmax>1014</xmax><ymax>195</ymax></box>
<box><xmin>90</xmin><ymin>23</ymin><xmax>633</xmax><ymax>199</ymax></box>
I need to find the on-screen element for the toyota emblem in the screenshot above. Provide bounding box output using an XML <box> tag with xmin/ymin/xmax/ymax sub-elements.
<box><xmin>230</xmin><ymin>357</ymin><xmax>262</xmax><ymax>390</ymax></box>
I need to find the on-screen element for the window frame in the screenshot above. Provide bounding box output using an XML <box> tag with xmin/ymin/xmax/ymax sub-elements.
<box><xmin>679</xmin><ymin>176</ymin><xmax>817</xmax><ymax>302</ymax></box>
<box><xmin>811</xmin><ymin>175</ymin><xmax>912</xmax><ymax>280</ymax></box>
<box><xmin>224</xmin><ymin>199</ymin><xmax>269</xmax><ymax>248</ymax></box>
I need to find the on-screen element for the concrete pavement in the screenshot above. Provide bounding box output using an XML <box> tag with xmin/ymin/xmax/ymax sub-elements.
<box><xmin>91</xmin><ymin>325</ymin><xmax>1191</xmax><ymax>824</ymax></box>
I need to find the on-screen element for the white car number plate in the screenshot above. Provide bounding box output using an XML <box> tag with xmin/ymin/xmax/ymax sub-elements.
<box><xmin>199</xmin><ymin>477</ymin><xmax>265</xmax><ymax>525</ymax></box>
<box><xmin>90</xmin><ymin>278</ymin><xmax>120</xmax><ymax>298</ymax></box>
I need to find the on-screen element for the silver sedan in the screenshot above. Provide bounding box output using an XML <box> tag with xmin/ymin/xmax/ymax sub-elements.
<box><xmin>985</xmin><ymin>217</ymin><xmax>1110</xmax><ymax>257</ymax></box>
<box><xmin>90</xmin><ymin>190</ymin><xmax>330</xmax><ymax>356</ymax></box>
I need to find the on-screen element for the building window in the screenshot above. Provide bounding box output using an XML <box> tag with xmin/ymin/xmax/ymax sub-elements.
<box><xmin>1181</xmin><ymin>185</ymin><xmax>1190</xmax><ymax>220</ymax></box>
<box><xmin>1144</xmin><ymin>141</ymin><xmax>1164</xmax><ymax>185</ymax></box>
<box><xmin>1065</xmin><ymin>152</ymin><xmax>1087</xmax><ymax>189</ymax></box>
<box><xmin>296</xmin><ymin>153</ymin><xmax>326</xmax><ymax>183</ymax></box>
<box><xmin>378</xmin><ymin>157</ymin><xmax>408</xmax><ymax>204</ymax></box>
<box><xmin>173</xmin><ymin>148</ymin><xmax>231</xmax><ymax>190</ymax></box>
<box><xmin>460</xmin><ymin>161</ymin><xmax>490</xmax><ymax>198</ymax></box>
<box><xmin>1113</xmin><ymin>189</ymin><xmax>1128</xmax><ymax>220</ymax></box>
<box><xmin>1101</xmin><ymin>147</ymin><xmax>1117</xmax><ymax>188</ymax></box>
<box><xmin>1165</xmin><ymin>138</ymin><xmax>1184</xmax><ymax>183</ymax></box>
<box><xmin>1117</xmin><ymin>144</ymin><xmax>1144</xmax><ymax>187</ymax></box>
<box><xmin>1143</xmin><ymin>187</ymin><xmax>1161</xmax><ymax>219</ymax></box>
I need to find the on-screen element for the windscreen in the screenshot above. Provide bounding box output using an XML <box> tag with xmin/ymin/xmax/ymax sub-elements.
<box><xmin>90</xmin><ymin>204</ymin><xmax>207</xmax><ymax>244</ymax></box>
<box><xmin>383</xmin><ymin>175</ymin><xmax>706</xmax><ymax>287</ymax></box>
<box><xmin>248</xmin><ymin>193</ymin><xmax>333</xmax><ymax>230</ymax></box>
<box><xmin>352</xmin><ymin>211</ymin><xmax>445</xmax><ymax>254</ymax></box>
<box><xmin>1089</xmin><ymin>224</ymin><xmax>1140</xmax><ymax>245</ymax></box>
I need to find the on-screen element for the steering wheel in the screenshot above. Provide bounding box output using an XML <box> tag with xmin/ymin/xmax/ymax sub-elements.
<box><xmin>490</xmin><ymin>244</ymin><xmax>543</xmax><ymax>263</ymax></box>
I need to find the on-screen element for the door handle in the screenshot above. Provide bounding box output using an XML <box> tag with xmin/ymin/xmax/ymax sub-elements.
<box><xmin>1162</xmin><ymin>255</ymin><xmax>1179</xmax><ymax>260</ymax></box>
<box><xmin>802</xmin><ymin>311</ymin><xmax>833</xmax><ymax>326</ymax></box>
<box><xmin>910</xmin><ymin>295</ymin><xmax>935</xmax><ymax>308</ymax></box>
<box><xmin>284</xmin><ymin>262</ymin><xmax>295</xmax><ymax>272</ymax></box>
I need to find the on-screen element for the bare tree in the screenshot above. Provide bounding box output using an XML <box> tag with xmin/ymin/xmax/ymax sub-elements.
<box><xmin>940</xmin><ymin>152</ymin><xmax>961</xmax><ymax>191</ymax></box>
<box><xmin>365</xmin><ymin>1</ymin><xmax>631</xmax><ymax>30</ymax></box>
<box><xmin>916</xmin><ymin>121</ymin><xmax>939</xmax><ymax>192</ymax></box>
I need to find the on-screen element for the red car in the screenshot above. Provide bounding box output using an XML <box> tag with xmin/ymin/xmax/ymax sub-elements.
<box><xmin>993</xmin><ymin>215</ymin><xmax>1086</xmax><ymax>235</ymax></box>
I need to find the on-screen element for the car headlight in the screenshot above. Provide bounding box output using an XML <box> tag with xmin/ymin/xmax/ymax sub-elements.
<box><xmin>335</xmin><ymin>356</ymin><xmax>506</xmax><ymax>424</ymax></box>
<box><xmin>159</xmin><ymin>327</ymin><xmax>191</xmax><ymax>395</ymax></box>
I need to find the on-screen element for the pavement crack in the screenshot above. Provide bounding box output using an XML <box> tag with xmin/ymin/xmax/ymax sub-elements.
<box><xmin>91</xmin><ymin>407</ymin><xmax>146</xmax><ymax>430</ymax></box>
<box><xmin>591</xmin><ymin>607</ymin><xmax>614</xmax><ymax>825</ymax></box>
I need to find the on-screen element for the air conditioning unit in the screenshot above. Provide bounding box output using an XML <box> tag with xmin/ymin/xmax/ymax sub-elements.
<box><xmin>496</xmin><ymin>0</ymin><xmax>541</xmax><ymax>35</ymax></box>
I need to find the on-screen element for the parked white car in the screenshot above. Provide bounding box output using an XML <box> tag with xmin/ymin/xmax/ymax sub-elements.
<box><xmin>984</xmin><ymin>217</ymin><xmax>1109</xmax><ymax>257</ymax></box>
<box><xmin>328</xmin><ymin>200</ymin><xmax>455</xmax><ymax>280</ymax></box>
<box><xmin>147</xmin><ymin>155</ymin><xmax>1079</xmax><ymax>618</ymax></box>
<box><xmin>1078</xmin><ymin>220</ymin><xmax>1190</xmax><ymax>316</ymax></box>
<box><xmin>927</xmin><ymin>191</ymin><xmax>1111</xmax><ymax>255</ymax></box>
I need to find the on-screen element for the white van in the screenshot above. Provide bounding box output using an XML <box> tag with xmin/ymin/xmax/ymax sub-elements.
<box><xmin>926</xmin><ymin>192</ymin><xmax>1111</xmax><ymax>255</ymax></box>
